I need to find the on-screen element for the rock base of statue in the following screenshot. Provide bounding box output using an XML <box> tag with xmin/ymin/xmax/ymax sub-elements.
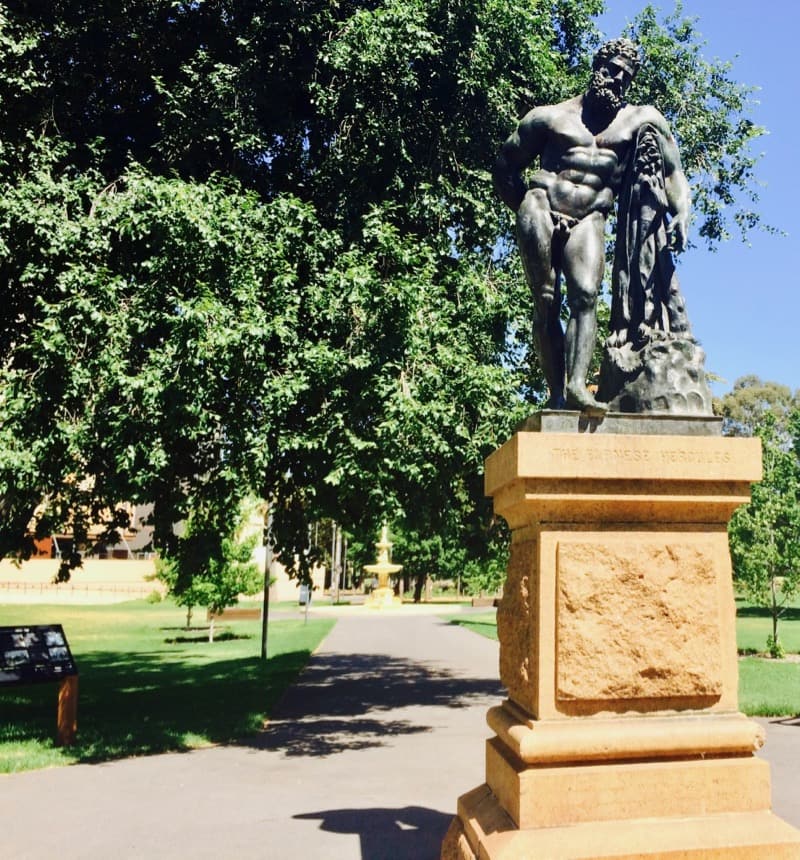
<box><xmin>598</xmin><ymin>333</ymin><xmax>713</xmax><ymax>415</ymax></box>
<box><xmin>442</xmin><ymin>425</ymin><xmax>800</xmax><ymax>860</ymax></box>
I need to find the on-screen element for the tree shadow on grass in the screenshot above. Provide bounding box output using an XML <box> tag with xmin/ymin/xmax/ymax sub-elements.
<box><xmin>0</xmin><ymin>648</ymin><xmax>312</xmax><ymax>765</ymax></box>
<box><xmin>250</xmin><ymin>652</ymin><xmax>503</xmax><ymax>757</ymax></box>
<box><xmin>1</xmin><ymin>633</ymin><xmax>504</xmax><ymax>766</ymax></box>
<box><xmin>295</xmin><ymin>805</ymin><xmax>453</xmax><ymax>860</ymax></box>
<box><xmin>737</xmin><ymin>605</ymin><xmax>800</xmax><ymax>621</ymax></box>
<box><xmin>163</xmin><ymin>632</ymin><xmax>252</xmax><ymax>643</ymax></box>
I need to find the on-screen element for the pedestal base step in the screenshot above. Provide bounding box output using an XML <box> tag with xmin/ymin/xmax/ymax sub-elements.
<box><xmin>443</xmin><ymin>784</ymin><xmax>800</xmax><ymax>859</ymax></box>
<box><xmin>486</xmin><ymin>740</ymin><xmax>772</xmax><ymax>829</ymax></box>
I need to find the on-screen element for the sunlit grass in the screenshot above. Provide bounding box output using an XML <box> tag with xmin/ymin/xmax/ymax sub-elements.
<box><xmin>738</xmin><ymin>658</ymin><xmax>800</xmax><ymax>716</ymax></box>
<box><xmin>0</xmin><ymin>600</ymin><xmax>334</xmax><ymax>773</ymax></box>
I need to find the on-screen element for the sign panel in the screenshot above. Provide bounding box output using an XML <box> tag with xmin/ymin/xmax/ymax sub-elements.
<box><xmin>0</xmin><ymin>625</ymin><xmax>78</xmax><ymax>685</ymax></box>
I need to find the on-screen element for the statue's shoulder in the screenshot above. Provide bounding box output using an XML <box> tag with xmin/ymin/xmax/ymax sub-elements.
<box><xmin>520</xmin><ymin>96</ymin><xmax>581</xmax><ymax>127</ymax></box>
<box><xmin>622</xmin><ymin>103</ymin><xmax>671</xmax><ymax>135</ymax></box>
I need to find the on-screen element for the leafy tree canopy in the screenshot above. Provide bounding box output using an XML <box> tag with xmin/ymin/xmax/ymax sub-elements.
<box><xmin>714</xmin><ymin>375</ymin><xmax>800</xmax><ymax>437</ymax></box>
<box><xmin>0</xmin><ymin>1</ymin><xmax>770</xmax><ymax>590</ymax></box>
<box><xmin>622</xmin><ymin>3</ymin><xmax>770</xmax><ymax>244</ymax></box>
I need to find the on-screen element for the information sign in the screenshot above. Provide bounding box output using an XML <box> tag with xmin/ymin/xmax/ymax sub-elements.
<box><xmin>0</xmin><ymin>625</ymin><xmax>78</xmax><ymax>685</ymax></box>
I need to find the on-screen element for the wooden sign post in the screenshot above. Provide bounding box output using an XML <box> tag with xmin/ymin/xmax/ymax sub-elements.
<box><xmin>56</xmin><ymin>674</ymin><xmax>78</xmax><ymax>746</ymax></box>
<box><xmin>0</xmin><ymin>624</ymin><xmax>79</xmax><ymax>746</ymax></box>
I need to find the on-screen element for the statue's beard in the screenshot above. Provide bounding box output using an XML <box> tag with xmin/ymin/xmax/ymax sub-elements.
<box><xmin>585</xmin><ymin>71</ymin><xmax>625</xmax><ymax>119</ymax></box>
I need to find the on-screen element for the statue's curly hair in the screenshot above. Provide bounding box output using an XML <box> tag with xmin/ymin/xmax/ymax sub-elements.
<box><xmin>592</xmin><ymin>38</ymin><xmax>641</xmax><ymax>75</ymax></box>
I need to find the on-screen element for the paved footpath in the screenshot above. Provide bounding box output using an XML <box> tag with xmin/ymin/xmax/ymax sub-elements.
<box><xmin>1</xmin><ymin>608</ymin><xmax>798</xmax><ymax>859</ymax></box>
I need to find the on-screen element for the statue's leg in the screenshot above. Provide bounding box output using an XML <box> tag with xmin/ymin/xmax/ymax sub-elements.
<box><xmin>516</xmin><ymin>190</ymin><xmax>564</xmax><ymax>409</ymax></box>
<box><xmin>562</xmin><ymin>212</ymin><xmax>606</xmax><ymax>412</ymax></box>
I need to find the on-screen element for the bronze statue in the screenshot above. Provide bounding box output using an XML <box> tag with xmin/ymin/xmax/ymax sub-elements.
<box><xmin>494</xmin><ymin>38</ymin><xmax>709</xmax><ymax>415</ymax></box>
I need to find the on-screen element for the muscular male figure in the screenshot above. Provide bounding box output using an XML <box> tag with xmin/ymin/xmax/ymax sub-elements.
<box><xmin>494</xmin><ymin>39</ymin><xmax>690</xmax><ymax>412</ymax></box>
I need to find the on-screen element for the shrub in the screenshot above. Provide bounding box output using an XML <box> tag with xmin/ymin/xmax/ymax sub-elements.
<box><xmin>766</xmin><ymin>634</ymin><xmax>786</xmax><ymax>660</ymax></box>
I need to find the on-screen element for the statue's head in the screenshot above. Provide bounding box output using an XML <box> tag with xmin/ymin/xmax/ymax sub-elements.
<box><xmin>586</xmin><ymin>38</ymin><xmax>641</xmax><ymax>116</ymax></box>
<box><xmin>592</xmin><ymin>38</ymin><xmax>641</xmax><ymax>78</ymax></box>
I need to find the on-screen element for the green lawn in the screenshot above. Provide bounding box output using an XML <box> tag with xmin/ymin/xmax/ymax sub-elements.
<box><xmin>738</xmin><ymin>657</ymin><xmax>800</xmax><ymax>717</ymax></box>
<box><xmin>0</xmin><ymin>600</ymin><xmax>334</xmax><ymax>773</ymax></box>
<box><xmin>449</xmin><ymin>603</ymin><xmax>800</xmax><ymax>717</ymax></box>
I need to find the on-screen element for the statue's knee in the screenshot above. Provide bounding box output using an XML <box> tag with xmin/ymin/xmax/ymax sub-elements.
<box><xmin>534</xmin><ymin>288</ymin><xmax>560</xmax><ymax>321</ymax></box>
<box><xmin>535</xmin><ymin>278</ymin><xmax>558</xmax><ymax>303</ymax></box>
<box><xmin>569</xmin><ymin>286</ymin><xmax>597</xmax><ymax>313</ymax></box>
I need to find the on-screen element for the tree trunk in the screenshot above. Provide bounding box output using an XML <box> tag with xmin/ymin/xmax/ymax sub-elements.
<box><xmin>332</xmin><ymin>524</ymin><xmax>342</xmax><ymax>604</ymax></box>
<box><xmin>185</xmin><ymin>605</ymin><xmax>193</xmax><ymax>629</ymax></box>
<box><xmin>413</xmin><ymin>572</ymin><xmax>424</xmax><ymax>603</ymax></box>
<box><xmin>771</xmin><ymin>575</ymin><xmax>779</xmax><ymax>645</ymax></box>
<box><xmin>208</xmin><ymin>616</ymin><xmax>215</xmax><ymax>644</ymax></box>
<box><xmin>261</xmin><ymin>509</ymin><xmax>274</xmax><ymax>662</ymax></box>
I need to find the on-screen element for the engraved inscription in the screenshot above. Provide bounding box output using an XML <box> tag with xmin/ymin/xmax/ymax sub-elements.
<box><xmin>658</xmin><ymin>449</ymin><xmax>732</xmax><ymax>465</ymax></box>
<box><xmin>551</xmin><ymin>446</ymin><xmax>731</xmax><ymax>466</ymax></box>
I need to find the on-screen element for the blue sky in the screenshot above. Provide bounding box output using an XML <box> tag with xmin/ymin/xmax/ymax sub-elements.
<box><xmin>596</xmin><ymin>1</ymin><xmax>799</xmax><ymax>395</ymax></box>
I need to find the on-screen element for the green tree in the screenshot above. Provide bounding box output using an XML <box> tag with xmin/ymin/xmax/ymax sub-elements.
<box><xmin>156</xmin><ymin>502</ymin><xmax>262</xmax><ymax>642</ymax></box>
<box><xmin>714</xmin><ymin>375</ymin><xmax>800</xmax><ymax>438</ymax></box>
<box><xmin>0</xmin><ymin>152</ymin><xmax>344</xmax><ymax>582</ymax></box>
<box><xmin>0</xmin><ymin>2</ymin><xmax>771</xmax><ymax>594</ymax></box>
<box><xmin>462</xmin><ymin>549</ymin><xmax>509</xmax><ymax>599</ymax></box>
<box><xmin>729</xmin><ymin>414</ymin><xmax>800</xmax><ymax>658</ymax></box>
<box><xmin>620</xmin><ymin>3</ymin><xmax>770</xmax><ymax>245</ymax></box>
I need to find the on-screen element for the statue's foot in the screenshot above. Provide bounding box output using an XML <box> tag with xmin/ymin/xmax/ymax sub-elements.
<box><xmin>606</xmin><ymin>328</ymin><xmax>626</xmax><ymax>349</ymax></box>
<box><xmin>544</xmin><ymin>393</ymin><xmax>566</xmax><ymax>410</ymax></box>
<box><xmin>565</xmin><ymin>383</ymin><xmax>608</xmax><ymax>417</ymax></box>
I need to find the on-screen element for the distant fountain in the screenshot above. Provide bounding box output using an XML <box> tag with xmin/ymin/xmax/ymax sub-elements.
<box><xmin>363</xmin><ymin>524</ymin><xmax>402</xmax><ymax>609</ymax></box>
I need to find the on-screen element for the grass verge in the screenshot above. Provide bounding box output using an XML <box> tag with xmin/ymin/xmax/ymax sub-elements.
<box><xmin>0</xmin><ymin>600</ymin><xmax>334</xmax><ymax>773</ymax></box>
<box><xmin>449</xmin><ymin>612</ymin><xmax>498</xmax><ymax>641</ymax></box>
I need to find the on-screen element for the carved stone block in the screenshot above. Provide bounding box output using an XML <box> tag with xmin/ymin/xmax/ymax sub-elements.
<box><xmin>555</xmin><ymin>538</ymin><xmax>722</xmax><ymax>704</ymax></box>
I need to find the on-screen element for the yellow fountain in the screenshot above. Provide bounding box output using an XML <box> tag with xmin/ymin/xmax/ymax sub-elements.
<box><xmin>364</xmin><ymin>524</ymin><xmax>403</xmax><ymax>609</ymax></box>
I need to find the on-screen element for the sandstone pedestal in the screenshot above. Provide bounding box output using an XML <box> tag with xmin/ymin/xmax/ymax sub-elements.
<box><xmin>443</xmin><ymin>421</ymin><xmax>800</xmax><ymax>859</ymax></box>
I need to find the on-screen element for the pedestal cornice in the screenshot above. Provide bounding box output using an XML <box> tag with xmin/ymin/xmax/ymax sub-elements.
<box><xmin>485</xmin><ymin>432</ymin><xmax>761</xmax><ymax>528</ymax></box>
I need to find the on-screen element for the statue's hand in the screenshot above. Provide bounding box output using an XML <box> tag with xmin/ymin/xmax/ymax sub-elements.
<box><xmin>667</xmin><ymin>215</ymin><xmax>688</xmax><ymax>253</ymax></box>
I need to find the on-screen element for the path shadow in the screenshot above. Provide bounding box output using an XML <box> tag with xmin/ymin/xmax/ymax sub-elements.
<box><xmin>254</xmin><ymin>716</ymin><xmax>430</xmax><ymax>756</ymax></box>
<box><xmin>295</xmin><ymin>805</ymin><xmax>452</xmax><ymax>860</ymax></box>
<box><xmin>249</xmin><ymin>652</ymin><xmax>503</xmax><ymax>757</ymax></box>
<box><xmin>771</xmin><ymin>716</ymin><xmax>800</xmax><ymax>726</ymax></box>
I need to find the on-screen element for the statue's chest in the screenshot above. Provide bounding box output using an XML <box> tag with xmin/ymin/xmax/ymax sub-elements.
<box><xmin>552</xmin><ymin>114</ymin><xmax>632</xmax><ymax>156</ymax></box>
<box><xmin>595</xmin><ymin>125</ymin><xmax>635</xmax><ymax>153</ymax></box>
<box><xmin>550</xmin><ymin>117</ymin><xmax>597</xmax><ymax>150</ymax></box>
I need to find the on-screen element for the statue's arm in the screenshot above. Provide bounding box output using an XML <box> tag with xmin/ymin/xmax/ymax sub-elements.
<box><xmin>493</xmin><ymin>110</ymin><xmax>547</xmax><ymax>212</ymax></box>
<box><xmin>650</xmin><ymin>111</ymin><xmax>691</xmax><ymax>251</ymax></box>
